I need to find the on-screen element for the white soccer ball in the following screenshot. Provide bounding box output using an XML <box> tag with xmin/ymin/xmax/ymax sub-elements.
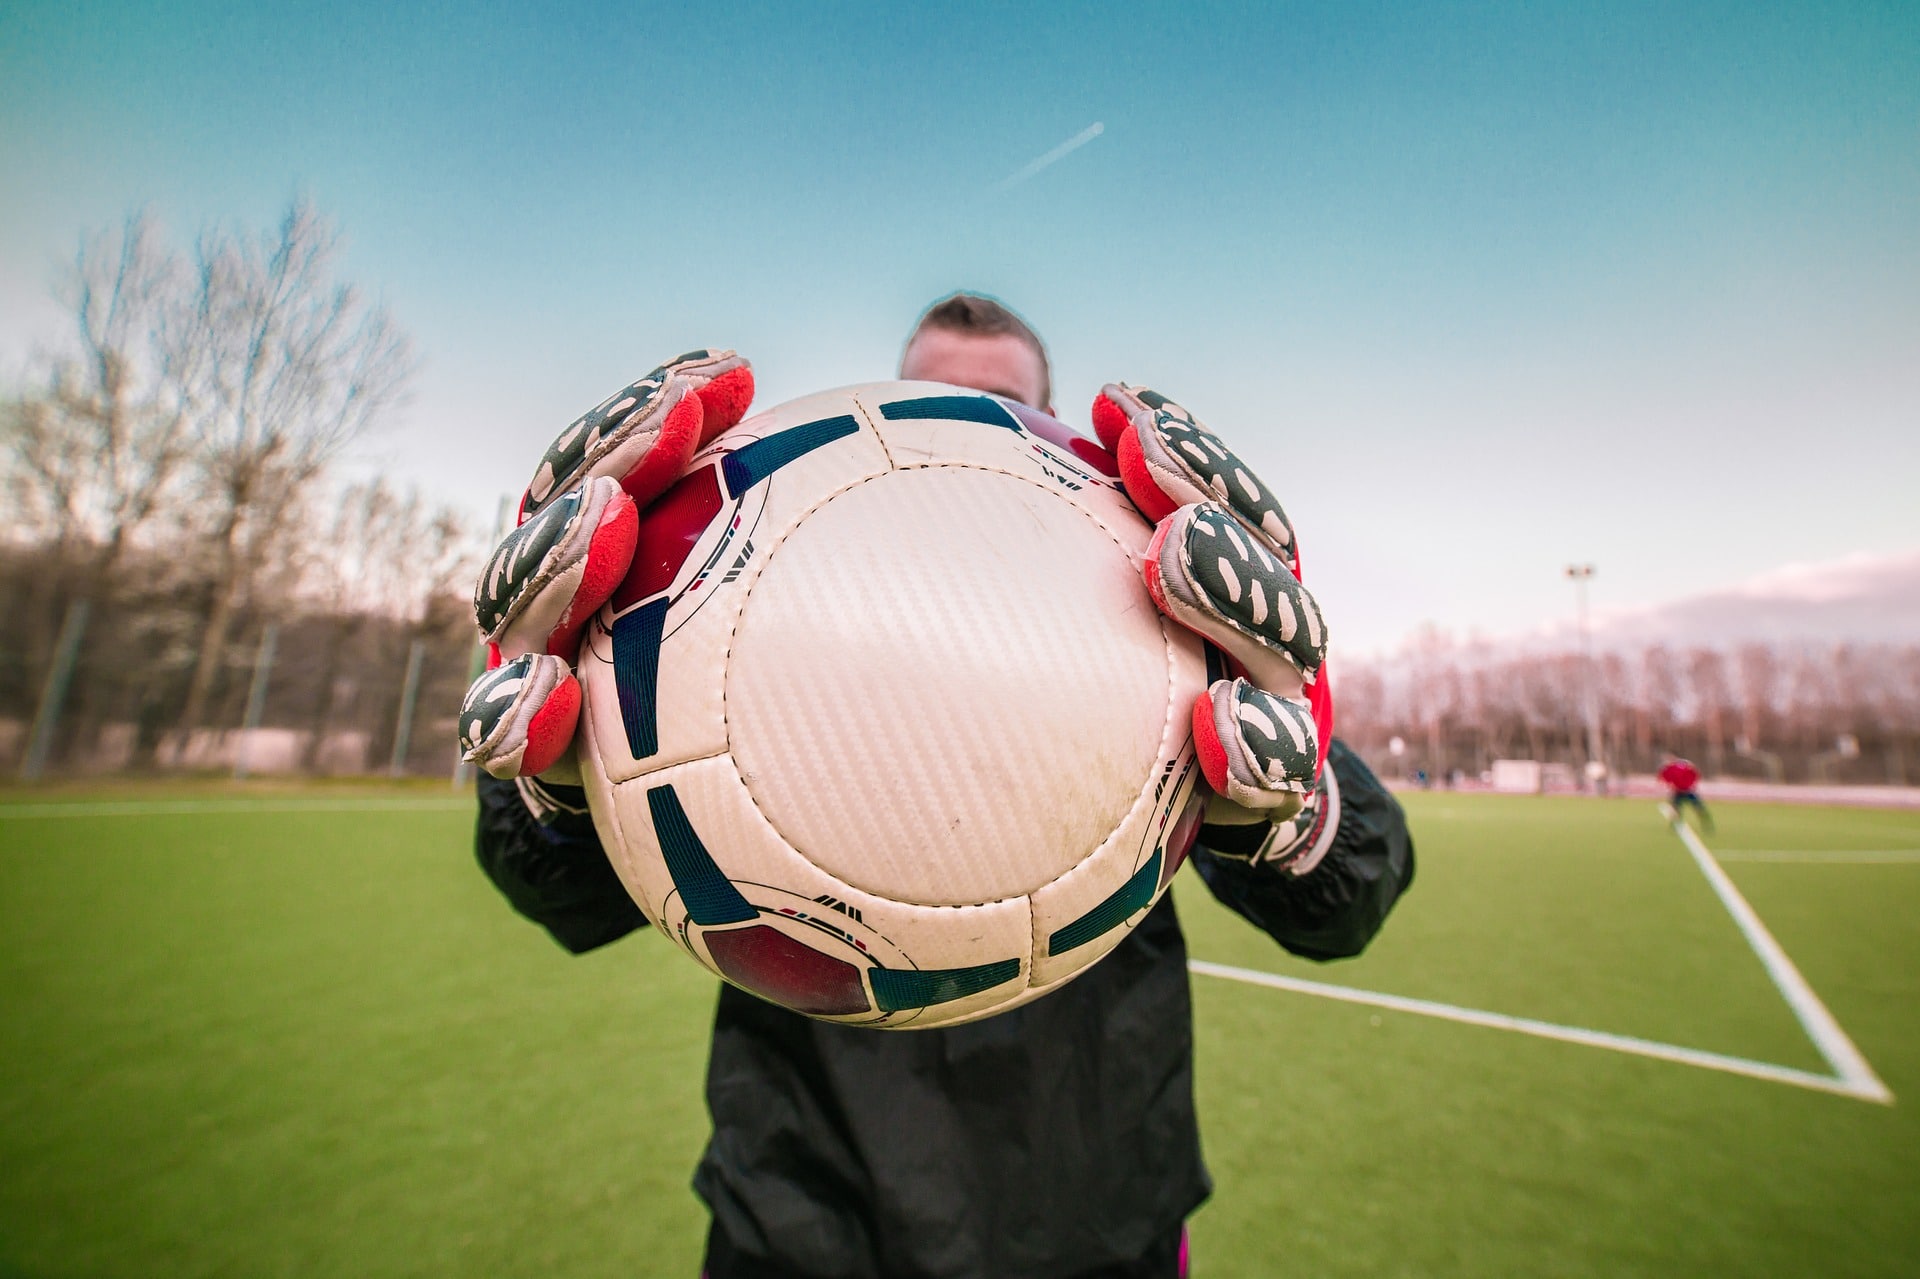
<box><xmin>575</xmin><ymin>382</ymin><xmax>1209</xmax><ymax>1028</ymax></box>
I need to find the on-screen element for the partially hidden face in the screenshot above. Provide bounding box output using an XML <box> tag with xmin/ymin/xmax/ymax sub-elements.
<box><xmin>899</xmin><ymin>327</ymin><xmax>1049</xmax><ymax>413</ymax></box>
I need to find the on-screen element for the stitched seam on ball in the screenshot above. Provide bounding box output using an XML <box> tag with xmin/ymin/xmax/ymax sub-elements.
<box><xmin>580</xmin><ymin>716</ymin><xmax>668</xmax><ymax>933</ymax></box>
<box><xmin>725</xmin><ymin>462</ymin><xmax>1180</xmax><ymax>911</ymax></box>
<box><xmin>1027</xmin><ymin>581</ymin><xmax>1183</xmax><ymax>983</ymax></box>
<box><xmin>855</xmin><ymin>394</ymin><xmax>899</xmax><ymax>470</ymax></box>
<box><xmin>928</xmin><ymin>466</ymin><xmax>1188</xmax><ymax>929</ymax></box>
<box><xmin>725</xmin><ymin>732</ymin><xmax>1044</xmax><ymax>914</ymax></box>
<box><xmin>720</xmin><ymin>468</ymin><xmax>891</xmax><ymax>786</ymax></box>
<box><xmin>716</xmin><ymin>411</ymin><xmax>891</xmax><ymax>765</ymax></box>
<box><xmin>744</xmin><ymin>465</ymin><xmax>1135</xmax><ymax>905</ymax></box>
<box><xmin>889</xmin><ymin>459</ymin><xmax>1149</xmax><ymax>554</ymax></box>
<box><xmin>720</xmin><ymin>471</ymin><xmax>1020</xmax><ymax>907</ymax></box>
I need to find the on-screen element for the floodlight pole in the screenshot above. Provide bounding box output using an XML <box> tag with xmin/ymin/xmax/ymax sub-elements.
<box><xmin>1564</xmin><ymin>564</ymin><xmax>1603</xmax><ymax>788</ymax></box>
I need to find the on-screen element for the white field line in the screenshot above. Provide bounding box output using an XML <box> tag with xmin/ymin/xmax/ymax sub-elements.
<box><xmin>1667</xmin><ymin>814</ymin><xmax>1894</xmax><ymax>1103</ymax></box>
<box><xmin>1713</xmin><ymin>849</ymin><xmax>1920</xmax><ymax>864</ymax></box>
<box><xmin>0</xmin><ymin>798</ymin><xmax>473</xmax><ymax>819</ymax></box>
<box><xmin>1188</xmin><ymin>960</ymin><xmax>1883</xmax><ymax>1102</ymax></box>
<box><xmin>1190</xmin><ymin>813</ymin><xmax>1898</xmax><ymax>1106</ymax></box>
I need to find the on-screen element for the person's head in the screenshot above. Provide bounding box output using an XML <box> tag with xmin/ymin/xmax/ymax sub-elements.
<box><xmin>898</xmin><ymin>292</ymin><xmax>1052</xmax><ymax>413</ymax></box>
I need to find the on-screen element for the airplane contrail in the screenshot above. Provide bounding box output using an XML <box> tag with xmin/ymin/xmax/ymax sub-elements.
<box><xmin>998</xmin><ymin>122</ymin><xmax>1105</xmax><ymax>189</ymax></box>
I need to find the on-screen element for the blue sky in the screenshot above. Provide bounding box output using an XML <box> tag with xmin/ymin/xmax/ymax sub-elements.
<box><xmin>3</xmin><ymin>1</ymin><xmax>1916</xmax><ymax>651</ymax></box>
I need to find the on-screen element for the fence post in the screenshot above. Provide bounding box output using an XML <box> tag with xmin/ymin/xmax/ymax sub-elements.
<box><xmin>20</xmin><ymin>597</ymin><xmax>91</xmax><ymax>782</ymax></box>
<box><xmin>233</xmin><ymin>623</ymin><xmax>279</xmax><ymax>780</ymax></box>
<box><xmin>390</xmin><ymin>638</ymin><xmax>427</xmax><ymax>777</ymax></box>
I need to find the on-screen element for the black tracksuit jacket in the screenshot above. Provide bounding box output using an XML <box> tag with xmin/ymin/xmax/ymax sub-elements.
<box><xmin>475</xmin><ymin>739</ymin><xmax>1414</xmax><ymax>1279</ymax></box>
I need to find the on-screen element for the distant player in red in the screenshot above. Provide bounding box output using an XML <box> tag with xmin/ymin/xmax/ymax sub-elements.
<box><xmin>1658</xmin><ymin>753</ymin><xmax>1714</xmax><ymax>834</ymax></box>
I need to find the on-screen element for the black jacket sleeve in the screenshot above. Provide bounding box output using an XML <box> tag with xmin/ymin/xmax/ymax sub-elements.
<box><xmin>474</xmin><ymin>774</ymin><xmax>645</xmax><ymax>954</ymax></box>
<box><xmin>1188</xmin><ymin>738</ymin><xmax>1415</xmax><ymax>961</ymax></box>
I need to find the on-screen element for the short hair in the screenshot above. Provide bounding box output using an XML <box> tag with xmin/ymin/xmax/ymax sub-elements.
<box><xmin>906</xmin><ymin>292</ymin><xmax>1052</xmax><ymax>408</ymax></box>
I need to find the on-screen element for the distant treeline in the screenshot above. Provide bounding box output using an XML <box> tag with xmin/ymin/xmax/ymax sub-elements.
<box><xmin>1336</xmin><ymin>638</ymin><xmax>1920</xmax><ymax>786</ymax></box>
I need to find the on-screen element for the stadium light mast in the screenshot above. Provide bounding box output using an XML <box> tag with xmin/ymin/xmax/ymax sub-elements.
<box><xmin>1565</xmin><ymin>564</ymin><xmax>1604</xmax><ymax>789</ymax></box>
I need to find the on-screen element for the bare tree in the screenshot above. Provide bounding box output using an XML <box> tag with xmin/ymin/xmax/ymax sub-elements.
<box><xmin>1</xmin><ymin>214</ymin><xmax>209</xmax><ymax>774</ymax></box>
<box><xmin>2</xmin><ymin>213</ymin><xmax>197</xmax><ymax>577</ymax></box>
<box><xmin>171</xmin><ymin>200</ymin><xmax>415</xmax><ymax>737</ymax></box>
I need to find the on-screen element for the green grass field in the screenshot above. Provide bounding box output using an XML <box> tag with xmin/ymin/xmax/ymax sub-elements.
<box><xmin>2</xmin><ymin>786</ymin><xmax>1916</xmax><ymax>1277</ymax></box>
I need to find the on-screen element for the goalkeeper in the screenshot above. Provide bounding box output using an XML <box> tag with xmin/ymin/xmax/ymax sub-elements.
<box><xmin>462</xmin><ymin>295</ymin><xmax>1416</xmax><ymax>1279</ymax></box>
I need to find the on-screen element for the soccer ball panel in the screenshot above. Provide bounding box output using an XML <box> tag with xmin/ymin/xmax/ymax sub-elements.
<box><xmin>1027</xmin><ymin>743</ymin><xmax>1208</xmax><ymax>988</ymax></box>
<box><xmin>577</xmin><ymin>721</ymin><xmax>658</xmax><ymax>931</ymax></box>
<box><xmin>726</xmin><ymin>465</ymin><xmax>1172</xmax><ymax>907</ymax></box>
<box><xmin>853</xmin><ymin>383</ymin><xmax>1152</xmax><ymax>555</ymax></box>
<box><xmin>606</xmin><ymin>754</ymin><xmax>1035</xmax><ymax>1029</ymax></box>
<box><xmin>580</xmin><ymin>401</ymin><xmax>891</xmax><ymax>784</ymax></box>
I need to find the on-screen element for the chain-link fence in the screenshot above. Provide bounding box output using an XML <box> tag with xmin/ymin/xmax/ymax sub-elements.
<box><xmin>2</xmin><ymin>543</ymin><xmax>483</xmax><ymax>780</ymax></box>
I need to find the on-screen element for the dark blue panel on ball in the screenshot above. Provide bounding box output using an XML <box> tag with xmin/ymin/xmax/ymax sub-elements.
<box><xmin>612</xmin><ymin>598</ymin><xmax>670</xmax><ymax>759</ymax></box>
<box><xmin>869</xmin><ymin>958</ymin><xmax>1022</xmax><ymax>1013</ymax></box>
<box><xmin>723</xmin><ymin>415</ymin><xmax>861</xmax><ymax>497</ymax></box>
<box><xmin>879</xmin><ymin>395</ymin><xmax>1020</xmax><ymax>431</ymax></box>
<box><xmin>1047</xmin><ymin>850</ymin><xmax>1163</xmax><ymax>955</ymax></box>
<box><xmin>647</xmin><ymin>784</ymin><xmax>758</xmax><ymax>927</ymax></box>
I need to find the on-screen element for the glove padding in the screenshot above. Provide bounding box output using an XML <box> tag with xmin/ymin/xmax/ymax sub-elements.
<box><xmin>461</xmin><ymin>652</ymin><xmax>581</xmax><ymax>779</ymax></box>
<box><xmin>1094</xmin><ymin>383</ymin><xmax>1332</xmax><ymax>822</ymax></box>
<box><xmin>459</xmin><ymin>350</ymin><xmax>755</xmax><ymax>780</ymax></box>
<box><xmin>476</xmin><ymin>475</ymin><xmax>637</xmax><ymax>663</ymax></box>
<box><xmin>1196</xmin><ymin>754</ymin><xmax>1343</xmax><ymax>875</ymax></box>
<box><xmin>522</xmin><ymin>349</ymin><xmax>753</xmax><ymax>519</ymax></box>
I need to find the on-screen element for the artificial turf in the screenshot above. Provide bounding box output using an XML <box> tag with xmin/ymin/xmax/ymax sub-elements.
<box><xmin>0</xmin><ymin>788</ymin><xmax>1914</xmax><ymax>1277</ymax></box>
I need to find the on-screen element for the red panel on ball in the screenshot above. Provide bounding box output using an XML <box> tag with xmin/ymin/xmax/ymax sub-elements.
<box><xmin>1160</xmin><ymin>785</ymin><xmax>1207</xmax><ymax>889</ymax></box>
<box><xmin>613</xmin><ymin>464</ymin><xmax>725</xmax><ymax>609</ymax></box>
<box><xmin>704</xmin><ymin>924</ymin><xmax>872</xmax><ymax>1016</ymax></box>
<box><xmin>1007</xmin><ymin>402</ymin><xmax>1121</xmax><ymax>479</ymax></box>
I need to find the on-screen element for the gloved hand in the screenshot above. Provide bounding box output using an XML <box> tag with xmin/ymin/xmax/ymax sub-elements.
<box><xmin>458</xmin><ymin>350</ymin><xmax>755</xmax><ymax>780</ymax></box>
<box><xmin>1092</xmin><ymin>384</ymin><xmax>1334</xmax><ymax>871</ymax></box>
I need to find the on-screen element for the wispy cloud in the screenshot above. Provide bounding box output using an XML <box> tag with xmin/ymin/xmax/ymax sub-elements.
<box><xmin>1532</xmin><ymin>551</ymin><xmax>1920</xmax><ymax>652</ymax></box>
<box><xmin>998</xmin><ymin>122</ymin><xmax>1105</xmax><ymax>189</ymax></box>
<box><xmin>1347</xmin><ymin>549</ymin><xmax>1920</xmax><ymax>661</ymax></box>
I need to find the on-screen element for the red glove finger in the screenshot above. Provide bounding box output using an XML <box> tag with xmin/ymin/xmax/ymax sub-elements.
<box><xmin>522</xmin><ymin>350</ymin><xmax>755</xmax><ymax>521</ymax></box>
<box><xmin>458</xmin><ymin>653</ymin><xmax>582</xmax><ymax>779</ymax></box>
<box><xmin>462</xmin><ymin>351</ymin><xmax>755</xmax><ymax>780</ymax></box>
<box><xmin>1192</xmin><ymin>676</ymin><xmax>1317</xmax><ymax>811</ymax></box>
<box><xmin>476</xmin><ymin>475</ymin><xmax>638</xmax><ymax>664</ymax></box>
